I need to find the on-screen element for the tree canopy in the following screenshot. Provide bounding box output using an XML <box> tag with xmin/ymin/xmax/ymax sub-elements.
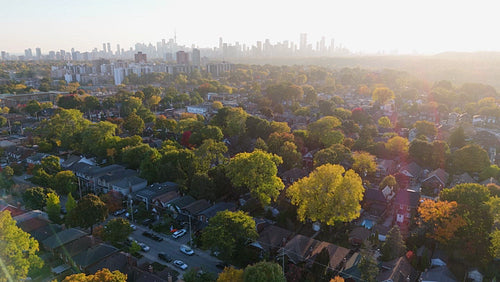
<box><xmin>67</xmin><ymin>194</ymin><xmax>108</xmax><ymax>234</ymax></box>
<box><xmin>62</xmin><ymin>268</ymin><xmax>127</xmax><ymax>282</ymax></box>
<box><xmin>287</xmin><ymin>164</ymin><xmax>364</xmax><ymax>226</ymax></box>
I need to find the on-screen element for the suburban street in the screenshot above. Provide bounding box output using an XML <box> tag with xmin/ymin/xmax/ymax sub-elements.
<box><xmin>126</xmin><ymin>219</ymin><xmax>223</xmax><ymax>276</ymax></box>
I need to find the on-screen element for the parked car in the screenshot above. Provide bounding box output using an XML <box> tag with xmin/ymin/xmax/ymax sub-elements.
<box><xmin>180</xmin><ymin>244</ymin><xmax>194</xmax><ymax>256</ymax></box>
<box><xmin>130</xmin><ymin>224</ymin><xmax>137</xmax><ymax>230</ymax></box>
<box><xmin>158</xmin><ymin>252</ymin><xmax>172</xmax><ymax>262</ymax></box>
<box><xmin>151</xmin><ymin>234</ymin><xmax>163</xmax><ymax>242</ymax></box>
<box><xmin>172</xmin><ymin>229</ymin><xmax>187</xmax><ymax>239</ymax></box>
<box><xmin>173</xmin><ymin>260</ymin><xmax>188</xmax><ymax>270</ymax></box>
<box><xmin>114</xmin><ymin>209</ymin><xmax>126</xmax><ymax>216</ymax></box>
<box><xmin>142</xmin><ymin>231</ymin><xmax>153</xmax><ymax>238</ymax></box>
<box><xmin>138</xmin><ymin>242</ymin><xmax>150</xmax><ymax>252</ymax></box>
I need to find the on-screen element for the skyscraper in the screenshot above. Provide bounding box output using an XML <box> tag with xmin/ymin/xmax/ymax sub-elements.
<box><xmin>300</xmin><ymin>33</ymin><xmax>307</xmax><ymax>51</ymax></box>
<box><xmin>107</xmin><ymin>43</ymin><xmax>111</xmax><ymax>54</ymax></box>
<box><xmin>192</xmin><ymin>48</ymin><xmax>200</xmax><ymax>66</ymax></box>
<box><xmin>134</xmin><ymin>52</ymin><xmax>147</xmax><ymax>63</ymax></box>
<box><xmin>102</xmin><ymin>43</ymin><xmax>106</xmax><ymax>53</ymax></box>
<box><xmin>116</xmin><ymin>44</ymin><xmax>120</xmax><ymax>56</ymax></box>
<box><xmin>36</xmin><ymin>48</ymin><xmax>41</xmax><ymax>59</ymax></box>
<box><xmin>176</xmin><ymin>51</ymin><xmax>189</xmax><ymax>65</ymax></box>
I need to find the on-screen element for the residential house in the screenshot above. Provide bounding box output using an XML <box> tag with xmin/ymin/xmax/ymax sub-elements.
<box><xmin>421</xmin><ymin>168</ymin><xmax>449</xmax><ymax>195</ymax></box>
<box><xmin>71</xmin><ymin>243</ymin><xmax>119</xmax><ymax>273</ymax></box>
<box><xmin>420</xmin><ymin>266</ymin><xmax>457</xmax><ymax>282</ymax></box>
<box><xmin>393</xmin><ymin>189</ymin><xmax>420</xmax><ymax>233</ymax></box>
<box><xmin>181</xmin><ymin>199</ymin><xmax>211</xmax><ymax>217</ymax></box>
<box><xmin>281</xmin><ymin>168</ymin><xmax>308</xmax><ymax>186</ymax></box>
<box><xmin>197</xmin><ymin>202</ymin><xmax>237</xmax><ymax>224</ymax></box>
<box><xmin>86</xmin><ymin>251</ymin><xmax>137</xmax><ymax>279</ymax></box>
<box><xmin>26</xmin><ymin>152</ymin><xmax>50</xmax><ymax>165</ymax></box>
<box><xmin>167</xmin><ymin>195</ymin><xmax>196</xmax><ymax>215</ymax></box>
<box><xmin>110</xmin><ymin>175</ymin><xmax>147</xmax><ymax>196</ymax></box>
<box><xmin>96</xmin><ymin>166</ymin><xmax>139</xmax><ymax>194</ymax></box>
<box><xmin>135</xmin><ymin>182</ymin><xmax>179</xmax><ymax>210</ymax></box>
<box><xmin>5</xmin><ymin>146</ymin><xmax>35</xmax><ymax>163</ymax></box>
<box><xmin>376</xmin><ymin>256</ymin><xmax>419</xmax><ymax>282</ymax></box>
<box><xmin>42</xmin><ymin>228</ymin><xmax>87</xmax><ymax>252</ymax></box>
<box><xmin>277</xmin><ymin>234</ymin><xmax>351</xmax><ymax>271</ymax></box>
<box><xmin>399</xmin><ymin>162</ymin><xmax>423</xmax><ymax>185</ymax></box>
<box><xmin>55</xmin><ymin>235</ymin><xmax>101</xmax><ymax>265</ymax></box>
<box><xmin>450</xmin><ymin>172</ymin><xmax>475</xmax><ymax>187</ymax></box>
<box><xmin>362</xmin><ymin>188</ymin><xmax>388</xmax><ymax>217</ymax></box>
<box><xmin>349</xmin><ymin>227</ymin><xmax>371</xmax><ymax>246</ymax></box>
<box><xmin>381</xmin><ymin>185</ymin><xmax>395</xmax><ymax>201</ymax></box>
<box><xmin>302</xmin><ymin>149</ymin><xmax>319</xmax><ymax>170</ymax></box>
<box><xmin>480</xmin><ymin>177</ymin><xmax>500</xmax><ymax>186</ymax></box>
<box><xmin>151</xmin><ymin>190</ymin><xmax>180</xmax><ymax>210</ymax></box>
<box><xmin>376</xmin><ymin>159</ymin><xmax>396</xmax><ymax>179</ymax></box>
<box><xmin>251</xmin><ymin>224</ymin><xmax>293</xmax><ymax>256</ymax></box>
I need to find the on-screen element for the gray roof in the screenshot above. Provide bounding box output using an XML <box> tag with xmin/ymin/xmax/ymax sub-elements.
<box><xmin>42</xmin><ymin>228</ymin><xmax>87</xmax><ymax>250</ymax></box>
<box><xmin>199</xmin><ymin>202</ymin><xmax>237</xmax><ymax>219</ymax></box>
<box><xmin>168</xmin><ymin>195</ymin><xmax>196</xmax><ymax>209</ymax></box>
<box><xmin>421</xmin><ymin>266</ymin><xmax>457</xmax><ymax>282</ymax></box>
<box><xmin>111</xmin><ymin>176</ymin><xmax>147</xmax><ymax>188</ymax></box>
<box><xmin>135</xmin><ymin>182</ymin><xmax>179</xmax><ymax>201</ymax></box>
<box><xmin>71</xmin><ymin>243</ymin><xmax>119</xmax><ymax>269</ymax></box>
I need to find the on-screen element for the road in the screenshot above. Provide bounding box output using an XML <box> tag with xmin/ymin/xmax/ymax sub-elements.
<box><xmin>127</xmin><ymin>219</ymin><xmax>223</xmax><ymax>277</ymax></box>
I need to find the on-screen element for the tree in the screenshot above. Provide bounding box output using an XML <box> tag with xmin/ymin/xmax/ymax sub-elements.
<box><xmin>0</xmin><ymin>210</ymin><xmax>43</xmax><ymax>281</ymax></box>
<box><xmin>62</xmin><ymin>268</ymin><xmax>127</xmax><ymax>282</ymax></box>
<box><xmin>37</xmin><ymin>109</ymin><xmax>90</xmax><ymax>150</ymax></box>
<box><xmin>25</xmin><ymin>100</ymin><xmax>41</xmax><ymax>116</ymax></box>
<box><xmin>81</xmin><ymin>121</ymin><xmax>117</xmax><ymax>157</ymax></box>
<box><xmin>124</xmin><ymin>111</ymin><xmax>145</xmax><ymax>135</ymax></box>
<box><xmin>226</xmin><ymin>150</ymin><xmax>284</xmax><ymax>207</ymax></box>
<box><xmin>66</xmin><ymin>192</ymin><xmax>77</xmax><ymax>213</ymax></box>
<box><xmin>379</xmin><ymin>175</ymin><xmax>397</xmax><ymax>190</ymax></box>
<box><xmin>243</xmin><ymin>261</ymin><xmax>285</xmax><ymax>282</ymax></box>
<box><xmin>40</xmin><ymin>155</ymin><xmax>61</xmax><ymax>175</ymax></box>
<box><xmin>307</xmin><ymin>116</ymin><xmax>343</xmax><ymax>147</ymax></box>
<box><xmin>381</xmin><ymin>225</ymin><xmax>406</xmax><ymax>261</ymax></box>
<box><xmin>22</xmin><ymin>187</ymin><xmax>49</xmax><ymax>210</ymax></box>
<box><xmin>372</xmin><ymin>87</ymin><xmax>394</xmax><ymax>104</ymax></box>
<box><xmin>122</xmin><ymin>144</ymin><xmax>156</xmax><ymax>170</ymax></box>
<box><xmin>385</xmin><ymin>136</ymin><xmax>409</xmax><ymax>159</ymax></box>
<box><xmin>448</xmin><ymin>126</ymin><xmax>466</xmax><ymax>149</ymax></box>
<box><xmin>67</xmin><ymin>194</ymin><xmax>108</xmax><ymax>234</ymax></box>
<box><xmin>352</xmin><ymin>151</ymin><xmax>377</xmax><ymax>177</ymax></box>
<box><xmin>82</xmin><ymin>95</ymin><xmax>101</xmax><ymax>113</ymax></box>
<box><xmin>202</xmin><ymin>210</ymin><xmax>258</xmax><ymax>261</ymax></box>
<box><xmin>57</xmin><ymin>94</ymin><xmax>83</xmax><ymax>109</ymax></box>
<box><xmin>449</xmin><ymin>144</ymin><xmax>490</xmax><ymax>174</ymax></box>
<box><xmin>217</xmin><ymin>267</ymin><xmax>244</xmax><ymax>282</ymax></box>
<box><xmin>195</xmin><ymin>139</ymin><xmax>228</xmax><ymax>172</ymax></box>
<box><xmin>377</xmin><ymin>116</ymin><xmax>392</xmax><ymax>128</ymax></box>
<box><xmin>480</xmin><ymin>165</ymin><xmax>500</xmax><ymax>182</ymax></box>
<box><xmin>183</xmin><ymin>268</ymin><xmax>217</xmax><ymax>282</ymax></box>
<box><xmin>414</xmin><ymin>120</ymin><xmax>437</xmax><ymax>138</ymax></box>
<box><xmin>313</xmin><ymin>144</ymin><xmax>352</xmax><ymax>167</ymax></box>
<box><xmin>52</xmin><ymin>170</ymin><xmax>77</xmax><ymax>195</ymax></box>
<box><xmin>287</xmin><ymin>164</ymin><xmax>364</xmax><ymax>226</ymax></box>
<box><xmin>418</xmin><ymin>199</ymin><xmax>466</xmax><ymax>245</ymax></box>
<box><xmin>46</xmin><ymin>192</ymin><xmax>61</xmax><ymax>223</ymax></box>
<box><xmin>103</xmin><ymin>218</ymin><xmax>133</xmax><ymax>245</ymax></box>
<box><xmin>358</xmin><ymin>249</ymin><xmax>379</xmax><ymax>282</ymax></box>
<box><xmin>491</xmin><ymin>230</ymin><xmax>500</xmax><ymax>259</ymax></box>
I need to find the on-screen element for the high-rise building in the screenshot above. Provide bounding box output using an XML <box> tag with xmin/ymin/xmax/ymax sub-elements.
<box><xmin>134</xmin><ymin>51</ymin><xmax>147</xmax><ymax>63</ymax></box>
<box><xmin>107</xmin><ymin>43</ymin><xmax>111</xmax><ymax>54</ymax></box>
<box><xmin>176</xmin><ymin>51</ymin><xmax>189</xmax><ymax>65</ymax></box>
<box><xmin>116</xmin><ymin>44</ymin><xmax>120</xmax><ymax>56</ymax></box>
<box><xmin>36</xmin><ymin>48</ymin><xmax>41</xmax><ymax>59</ymax></box>
<box><xmin>24</xmin><ymin>48</ymin><xmax>33</xmax><ymax>59</ymax></box>
<box><xmin>192</xmin><ymin>48</ymin><xmax>200</xmax><ymax>66</ymax></box>
<box><xmin>300</xmin><ymin>33</ymin><xmax>307</xmax><ymax>51</ymax></box>
<box><xmin>1</xmin><ymin>51</ymin><xmax>6</xmax><ymax>60</ymax></box>
<box><xmin>102</xmin><ymin>43</ymin><xmax>106</xmax><ymax>53</ymax></box>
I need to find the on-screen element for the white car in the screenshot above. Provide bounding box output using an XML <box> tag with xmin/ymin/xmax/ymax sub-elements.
<box><xmin>172</xmin><ymin>229</ymin><xmax>187</xmax><ymax>239</ymax></box>
<box><xmin>173</xmin><ymin>260</ymin><xmax>188</xmax><ymax>270</ymax></box>
<box><xmin>180</xmin><ymin>244</ymin><xmax>194</xmax><ymax>255</ymax></box>
<box><xmin>138</xmin><ymin>242</ymin><xmax>150</xmax><ymax>252</ymax></box>
<box><xmin>130</xmin><ymin>224</ymin><xmax>137</xmax><ymax>230</ymax></box>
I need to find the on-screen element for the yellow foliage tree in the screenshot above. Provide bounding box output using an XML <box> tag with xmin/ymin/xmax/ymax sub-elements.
<box><xmin>217</xmin><ymin>267</ymin><xmax>244</xmax><ymax>282</ymax></box>
<box><xmin>418</xmin><ymin>199</ymin><xmax>466</xmax><ymax>244</ymax></box>
<box><xmin>62</xmin><ymin>268</ymin><xmax>127</xmax><ymax>282</ymax></box>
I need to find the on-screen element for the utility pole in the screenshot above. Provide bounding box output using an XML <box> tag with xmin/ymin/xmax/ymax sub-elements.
<box><xmin>188</xmin><ymin>215</ymin><xmax>192</xmax><ymax>246</ymax></box>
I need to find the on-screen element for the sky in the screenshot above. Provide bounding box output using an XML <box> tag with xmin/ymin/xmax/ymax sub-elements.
<box><xmin>0</xmin><ymin>0</ymin><xmax>498</xmax><ymax>55</ymax></box>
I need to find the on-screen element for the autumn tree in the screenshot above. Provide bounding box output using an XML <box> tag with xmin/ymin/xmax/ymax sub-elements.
<box><xmin>217</xmin><ymin>267</ymin><xmax>244</xmax><ymax>282</ymax></box>
<box><xmin>352</xmin><ymin>151</ymin><xmax>377</xmax><ymax>177</ymax></box>
<box><xmin>243</xmin><ymin>261</ymin><xmax>285</xmax><ymax>282</ymax></box>
<box><xmin>372</xmin><ymin>87</ymin><xmax>394</xmax><ymax>104</ymax></box>
<box><xmin>102</xmin><ymin>218</ymin><xmax>133</xmax><ymax>245</ymax></box>
<box><xmin>124</xmin><ymin>111</ymin><xmax>145</xmax><ymax>135</ymax></box>
<box><xmin>67</xmin><ymin>194</ymin><xmax>108</xmax><ymax>234</ymax></box>
<box><xmin>381</xmin><ymin>225</ymin><xmax>406</xmax><ymax>261</ymax></box>
<box><xmin>62</xmin><ymin>268</ymin><xmax>127</xmax><ymax>282</ymax></box>
<box><xmin>491</xmin><ymin>230</ymin><xmax>500</xmax><ymax>259</ymax></box>
<box><xmin>202</xmin><ymin>210</ymin><xmax>258</xmax><ymax>261</ymax></box>
<box><xmin>377</xmin><ymin>116</ymin><xmax>392</xmax><ymax>128</ymax></box>
<box><xmin>385</xmin><ymin>136</ymin><xmax>409</xmax><ymax>159</ymax></box>
<box><xmin>0</xmin><ymin>210</ymin><xmax>43</xmax><ymax>281</ymax></box>
<box><xmin>379</xmin><ymin>175</ymin><xmax>397</xmax><ymax>190</ymax></box>
<box><xmin>418</xmin><ymin>199</ymin><xmax>466</xmax><ymax>245</ymax></box>
<box><xmin>226</xmin><ymin>150</ymin><xmax>284</xmax><ymax>206</ymax></box>
<box><xmin>287</xmin><ymin>164</ymin><xmax>364</xmax><ymax>226</ymax></box>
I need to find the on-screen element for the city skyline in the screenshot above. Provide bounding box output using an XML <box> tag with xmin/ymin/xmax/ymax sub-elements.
<box><xmin>1</xmin><ymin>0</ymin><xmax>499</xmax><ymax>55</ymax></box>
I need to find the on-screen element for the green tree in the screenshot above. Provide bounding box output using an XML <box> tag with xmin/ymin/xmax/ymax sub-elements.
<box><xmin>37</xmin><ymin>109</ymin><xmax>90</xmax><ymax>149</ymax></box>
<box><xmin>491</xmin><ymin>230</ymin><xmax>500</xmax><ymax>259</ymax></box>
<box><xmin>480</xmin><ymin>165</ymin><xmax>500</xmax><ymax>182</ymax></box>
<box><xmin>46</xmin><ymin>192</ymin><xmax>61</xmax><ymax>223</ymax></box>
<box><xmin>67</xmin><ymin>194</ymin><xmax>108</xmax><ymax>234</ymax></box>
<box><xmin>287</xmin><ymin>164</ymin><xmax>364</xmax><ymax>226</ymax></box>
<box><xmin>243</xmin><ymin>261</ymin><xmax>285</xmax><ymax>282</ymax></box>
<box><xmin>81</xmin><ymin>121</ymin><xmax>117</xmax><ymax>157</ymax></box>
<box><xmin>358</xmin><ymin>250</ymin><xmax>379</xmax><ymax>282</ymax></box>
<box><xmin>82</xmin><ymin>95</ymin><xmax>101</xmax><ymax>113</ymax></box>
<box><xmin>307</xmin><ymin>116</ymin><xmax>343</xmax><ymax>147</ymax></box>
<box><xmin>372</xmin><ymin>87</ymin><xmax>394</xmax><ymax>104</ymax></box>
<box><xmin>385</xmin><ymin>136</ymin><xmax>409</xmax><ymax>159</ymax></box>
<box><xmin>103</xmin><ymin>218</ymin><xmax>133</xmax><ymax>245</ymax></box>
<box><xmin>122</xmin><ymin>144</ymin><xmax>155</xmax><ymax>170</ymax></box>
<box><xmin>57</xmin><ymin>94</ymin><xmax>83</xmax><ymax>109</ymax></box>
<box><xmin>379</xmin><ymin>175</ymin><xmax>397</xmax><ymax>190</ymax></box>
<box><xmin>381</xmin><ymin>225</ymin><xmax>406</xmax><ymax>261</ymax></box>
<box><xmin>195</xmin><ymin>139</ymin><xmax>228</xmax><ymax>172</ymax></box>
<box><xmin>52</xmin><ymin>170</ymin><xmax>77</xmax><ymax>195</ymax></box>
<box><xmin>62</xmin><ymin>268</ymin><xmax>127</xmax><ymax>282</ymax></box>
<box><xmin>448</xmin><ymin>126</ymin><xmax>466</xmax><ymax>149</ymax></box>
<box><xmin>40</xmin><ymin>155</ymin><xmax>61</xmax><ymax>175</ymax></box>
<box><xmin>22</xmin><ymin>187</ymin><xmax>49</xmax><ymax>210</ymax></box>
<box><xmin>0</xmin><ymin>210</ymin><xmax>43</xmax><ymax>281</ymax></box>
<box><xmin>66</xmin><ymin>192</ymin><xmax>77</xmax><ymax>213</ymax></box>
<box><xmin>25</xmin><ymin>100</ymin><xmax>41</xmax><ymax>116</ymax></box>
<box><xmin>313</xmin><ymin>144</ymin><xmax>352</xmax><ymax>167</ymax></box>
<box><xmin>123</xmin><ymin>111</ymin><xmax>145</xmax><ymax>136</ymax></box>
<box><xmin>449</xmin><ymin>144</ymin><xmax>490</xmax><ymax>174</ymax></box>
<box><xmin>352</xmin><ymin>151</ymin><xmax>377</xmax><ymax>177</ymax></box>
<box><xmin>226</xmin><ymin>150</ymin><xmax>284</xmax><ymax>206</ymax></box>
<box><xmin>414</xmin><ymin>120</ymin><xmax>437</xmax><ymax>137</ymax></box>
<box><xmin>202</xmin><ymin>210</ymin><xmax>258</xmax><ymax>261</ymax></box>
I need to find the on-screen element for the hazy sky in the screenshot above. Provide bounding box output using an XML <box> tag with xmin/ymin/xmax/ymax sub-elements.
<box><xmin>1</xmin><ymin>0</ymin><xmax>497</xmax><ymax>55</ymax></box>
